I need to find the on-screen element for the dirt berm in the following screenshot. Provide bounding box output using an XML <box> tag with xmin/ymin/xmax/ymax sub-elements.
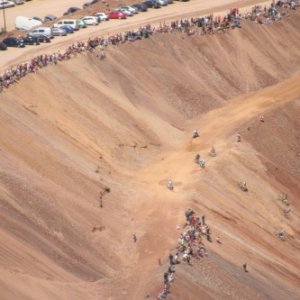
<box><xmin>0</xmin><ymin>11</ymin><xmax>299</xmax><ymax>300</ymax></box>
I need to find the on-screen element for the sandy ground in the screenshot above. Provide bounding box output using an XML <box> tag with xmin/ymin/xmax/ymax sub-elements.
<box><xmin>0</xmin><ymin>0</ymin><xmax>271</xmax><ymax>72</ymax></box>
<box><xmin>0</xmin><ymin>3</ymin><xmax>299</xmax><ymax>300</ymax></box>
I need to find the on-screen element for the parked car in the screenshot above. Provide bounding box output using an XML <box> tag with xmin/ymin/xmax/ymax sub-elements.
<box><xmin>3</xmin><ymin>37</ymin><xmax>25</xmax><ymax>47</ymax></box>
<box><xmin>28</xmin><ymin>33</ymin><xmax>51</xmax><ymax>43</ymax></box>
<box><xmin>22</xmin><ymin>34</ymin><xmax>40</xmax><ymax>45</ymax></box>
<box><xmin>132</xmin><ymin>3</ymin><xmax>148</xmax><ymax>12</ymax></box>
<box><xmin>108</xmin><ymin>11</ymin><xmax>127</xmax><ymax>19</ymax></box>
<box><xmin>77</xmin><ymin>19</ymin><xmax>87</xmax><ymax>28</ymax></box>
<box><xmin>12</xmin><ymin>0</ymin><xmax>25</xmax><ymax>5</ymax></box>
<box><xmin>0</xmin><ymin>42</ymin><xmax>7</xmax><ymax>50</ymax></box>
<box><xmin>94</xmin><ymin>12</ymin><xmax>109</xmax><ymax>21</ymax></box>
<box><xmin>81</xmin><ymin>16</ymin><xmax>99</xmax><ymax>25</ymax></box>
<box><xmin>69</xmin><ymin>7</ymin><xmax>80</xmax><ymax>13</ymax></box>
<box><xmin>0</xmin><ymin>1</ymin><xmax>16</xmax><ymax>8</ymax></box>
<box><xmin>121</xmin><ymin>6</ymin><xmax>138</xmax><ymax>14</ymax></box>
<box><xmin>51</xmin><ymin>27</ymin><xmax>67</xmax><ymax>36</ymax></box>
<box><xmin>30</xmin><ymin>27</ymin><xmax>53</xmax><ymax>39</ymax></box>
<box><xmin>83</xmin><ymin>2</ymin><xmax>91</xmax><ymax>8</ymax></box>
<box><xmin>143</xmin><ymin>0</ymin><xmax>160</xmax><ymax>8</ymax></box>
<box><xmin>119</xmin><ymin>8</ymin><xmax>134</xmax><ymax>16</ymax></box>
<box><xmin>156</xmin><ymin>0</ymin><xmax>168</xmax><ymax>6</ymax></box>
<box><xmin>63</xmin><ymin>7</ymin><xmax>80</xmax><ymax>15</ymax></box>
<box><xmin>32</xmin><ymin>16</ymin><xmax>43</xmax><ymax>22</ymax></box>
<box><xmin>83</xmin><ymin>0</ymin><xmax>99</xmax><ymax>7</ymax></box>
<box><xmin>44</xmin><ymin>14</ymin><xmax>57</xmax><ymax>22</ymax></box>
<box><xmin>54</xmin><ymin>19</ymin><xmax>80</xmax><ymax>30</ymax></box>
<box><xmin>58</xmin><ymin>25</ymin><xmax>74</xmax><ymax>33</ymax></box>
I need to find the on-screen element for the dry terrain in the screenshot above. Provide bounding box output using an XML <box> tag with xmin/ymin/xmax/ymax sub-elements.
<box><xmin>0</xmin><ymin>3</ymin><xmax>299</xmax><ymax>300</ymax></box>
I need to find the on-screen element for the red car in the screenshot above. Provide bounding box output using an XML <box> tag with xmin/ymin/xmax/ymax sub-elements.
<box><xmin>108</xmin><ymin>10</ymin><xmax>127</xmax><ymax>19</ymax></box>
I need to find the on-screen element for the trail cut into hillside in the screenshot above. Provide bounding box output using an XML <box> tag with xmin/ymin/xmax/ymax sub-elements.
<box><xmin>0</xmin><ymin>10</ymin><xmax>299</xmax><ymax>300</ymax></box>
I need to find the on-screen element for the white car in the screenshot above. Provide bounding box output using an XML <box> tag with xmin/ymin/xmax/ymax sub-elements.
<box><xmin>51</xmin><ymin>27</ymin><xmax>67</xmax><ymax>36</ymax></box>
<box><xmin>13</xmin><ymin>0</ymin><xmax>25</xmax><ymax>4</ymax></box>
<box><xmin>81</xmin><ymin>16</ymin><xmax>99</xmax><ymax>25</ymax></box>
<box><xmin>94</xmin><ymin>12</ymin><xmax>109</xmax><ymax>21</ymax></box>
<box><xmin>0</xmin><ymin>1</ymin><xmax>16</xmax><ymax>8</ymax></box>
<box><xmin>156</xmin><ymin>0</ymin><xmax>168</xmax><ymax>6</ymax></box>
<box><xmin>30</xmin><ymin>27</ymin><xmax>53</xmax><ymax>39</ymax></box>
<box><xmin>119</xmin><ymin>8</ymin><xmax>133</xmax><ymax>16</ymax></box>
<box><xmin>121</xmin><ymin>6</ymin><xmax>138</xmax><ymax>14</ymax></box>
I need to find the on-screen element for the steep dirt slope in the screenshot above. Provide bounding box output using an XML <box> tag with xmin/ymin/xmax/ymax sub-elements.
<box><xmin>101</xmin><ymin>12</ymin><xmax>300</xmax><ymax>118</ymax></box>
<box><xmin>243</xmin><ymin>100</ymin><xmax>300</xmax><ymax>180</ymax></box>
<box><xmin>0</xmin><ymin>11</ymin><xmax>299</xmax><ymax>300</ymax></box>
<box><xmin>152</xmin><ymin>75</ymin><xmax>300</xmax><ymax>300</ymax></box>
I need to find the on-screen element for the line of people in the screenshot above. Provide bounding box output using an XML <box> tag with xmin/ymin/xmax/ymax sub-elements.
<box><xmin>0</xmin><ymin>27</ymin><xmax>152</xmax><ymax>92</ymax></box>
<box><xmin>1</xmin><ymin>2</ymin><xmax>298</xmax><ymax>92</ymax></box>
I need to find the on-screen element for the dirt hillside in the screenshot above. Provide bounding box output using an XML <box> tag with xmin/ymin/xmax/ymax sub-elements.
<box><xmin>0</xmin><ymin>10</ymin><xmax>299</xmax><ymax>300</ymax></box>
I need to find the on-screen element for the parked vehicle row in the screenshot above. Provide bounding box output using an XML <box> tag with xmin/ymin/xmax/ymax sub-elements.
<box><xmin>2</xmin><ymin>0</ymin><xmax>187</xmax><ymax>51</ymax></box>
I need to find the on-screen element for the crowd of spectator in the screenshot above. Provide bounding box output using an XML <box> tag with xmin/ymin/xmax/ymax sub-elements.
<box><xmin>0</xmin><ymin>25</ymin><xmax>153</xmax><ymax>91</ymax></box>
<box><xmin>0</xmin><ymin>1</ymin><xmax>298</xmax><ymax>92</ymax></box>
<box><xmin>245</xmin><ymin>0</ymin><xmax>298</xmax><ymax>23</ymax></box>
<box><xmin>157</xmin><ymin>209</ymin><xmax>211</xmax><ymax>300</ymax></box>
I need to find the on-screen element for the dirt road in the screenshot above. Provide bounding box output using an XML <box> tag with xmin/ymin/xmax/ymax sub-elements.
<box><xmin>0</xmin><ymin>0</ymin><xmax>270</xmax><ymax>72</ymax></box>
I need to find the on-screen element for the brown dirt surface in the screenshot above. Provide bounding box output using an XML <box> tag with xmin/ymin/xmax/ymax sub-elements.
<box><xmin>0</xmin><ymin>3</ymin><xmax>300</xmax><ymax>300</ymax></box>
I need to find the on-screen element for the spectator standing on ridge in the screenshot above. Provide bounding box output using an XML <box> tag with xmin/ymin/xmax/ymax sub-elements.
<box><xmin>193</xmin><ymin>129</ymin><xmax>200</xmax><ymax>138</ymax></box>
<box><xmin>199</xmin><ymin>159</ymin><xmax>206</xmax><ymax>169</ymax></box>
<box><xmin>167</xmin><ymin>180</ymin><xmax>174</xmax><ymax>191</ymax></box>
<box><xmin>194</xmin><ymin>153</ymin><xmax>200</xmax><ymax>164</ymax></box>
<box><xmin>132</xmin><ymin>233</ymin><xmax>137</xmax><ymax>243</ymax></box>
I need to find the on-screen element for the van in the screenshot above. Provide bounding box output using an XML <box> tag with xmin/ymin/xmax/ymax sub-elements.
<box><xmin>30</xmin><ymin>27</ymin><xmax>53</xmax><ymax>39</ymax></box>
<box><xmin>15</xmin><ymin>16</ymin><xmax>42</xmax><ymax>31</ymax></box>
<box><xmin>54</xmin><ymin>19</ymin><xmax>80</xmax><ymax>30</ymax></box>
